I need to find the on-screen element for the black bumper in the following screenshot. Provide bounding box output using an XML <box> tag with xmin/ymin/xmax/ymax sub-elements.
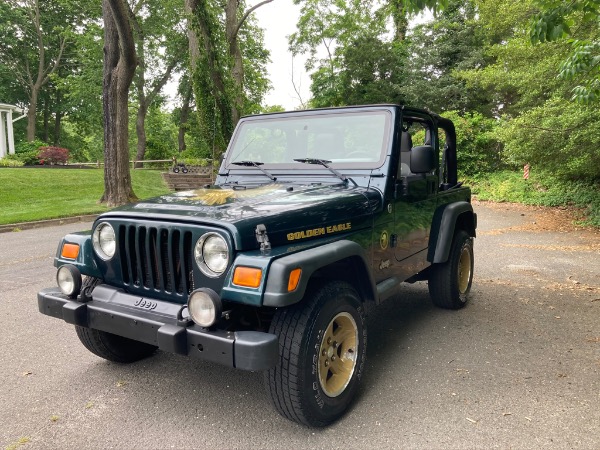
<box><xmin>37</xmin><ymin>285</ymin><xmax>278</xmax><ymax>371</ymax></box>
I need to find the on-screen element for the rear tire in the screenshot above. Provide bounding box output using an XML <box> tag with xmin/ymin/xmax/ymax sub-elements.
<box><xmin>264</xmin><ymin>281</ymin><xmax>367</xmax><ymax>427</ymax></box>
<box><xmin>428</xmin><ymin>230</ymin><xmax>474</xmax><ymax>309</ymax></box>
<box><xmin>75</xmin><ymin>327</ymin><xmax>157</xmax><ymax>363</ymax></box>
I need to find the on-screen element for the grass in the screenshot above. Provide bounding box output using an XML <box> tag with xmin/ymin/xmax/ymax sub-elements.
<box><xmin>467</xmin><ymin>170</ymin><xmax>600</xmax><ymax>227</ymax></box>
<box><xmin>0</xmin><ymin>168</ymin><xmax>170</xmax><ymax>225</ymax></box>
<box><xmin>1</xmin><ymin>167</ymin><xmax>598</xmax><ymax>227</ymax></box>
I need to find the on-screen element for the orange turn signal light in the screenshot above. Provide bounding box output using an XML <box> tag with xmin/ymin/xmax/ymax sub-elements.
<box><xmin>232</xmin><ymin>266</ymin><xmax>262</xmax><ymax>288</ymax></box>
<box><xmin>61</xmin><ymin>243</ymin><xmax>80</xmax><ymax>259</ymax></box>
<box><xmin>287</xmin><ymin>268</ymin><xmax>302</xmax><ymax>292</ymax></box>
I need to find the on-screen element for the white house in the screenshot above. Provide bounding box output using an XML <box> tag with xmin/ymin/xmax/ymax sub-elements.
<box><xmin>0</xmin><ymin>104</ymin><xmax>26</xmax><ymax>159</ymax></box>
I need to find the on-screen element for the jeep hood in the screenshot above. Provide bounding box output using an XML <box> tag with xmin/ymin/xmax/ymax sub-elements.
<box><xmin>102</xmin><ymin>183</ymin><xmax>382</xmax><ymax>250</ymax></box>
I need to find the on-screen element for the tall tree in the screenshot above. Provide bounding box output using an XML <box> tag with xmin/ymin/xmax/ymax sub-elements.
<box><xmin>290</xmin><ymin>0</ymin><xmax>388</xmax><ymax>106</ymax></box>
<box><xmin>186</xmin><ymin>0</ymin><xmax>271</xmax><ymax>155</ymax></box>
<box><xmin>388</xmin><ymin>0</ymin><xmax>410</xmax><ymax>42</ymax></box>
<box><xmin>225</xmin><ymin>0</ymin><xmax>273</xmax><ymax>124</ymax></box>
<box><xmin>101</xmin><ymin>0</ymin><xmax>137</xmax><ymax>206</ymax></box>
<box><xmin>0</xmin><ymin>0</ymin><xmax>67</xmax><ymax>141</ymax></box>
<box><xmin>403</xmin><ymin>0</ymin><xmax>491</xmax><ymax>114</ymax></box>
<box><xmin>128</xmin><ymin>0</ymin><xmax>185</xmax><ymax>165</ymax></box>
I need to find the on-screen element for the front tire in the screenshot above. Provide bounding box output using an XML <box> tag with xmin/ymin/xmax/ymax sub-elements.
<box><xmin>75</xmin><ymin>327</ymin><xmax>157</xmax><ymax>363</ymax></box>
<box><xmin>264</xmin><ymin>281</ymin><xmax>367</xmax><ymax>427</ymax></box>
<box><xmin>428</xmin><ymin>229</ymin><xmax>474</xmax><ymax>309</ymax></box>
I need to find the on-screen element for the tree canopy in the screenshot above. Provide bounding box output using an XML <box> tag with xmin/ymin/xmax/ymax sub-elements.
<box><xmin>1</xmin><ymin>0</ymin><xmax>598</xmax><ymax>209</ymax></box>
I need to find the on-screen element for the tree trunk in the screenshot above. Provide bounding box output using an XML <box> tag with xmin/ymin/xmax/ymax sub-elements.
<box><xmin>178</xmin><ymin>83</ymin><xmax>192</xmax><ymax>152</ymax></box>
<box><xmin>133</xmin><ymin>29</ymin><xmax>147</xmax><ymax>169</ymax></box>
<box><xmin>185</xmin><ymin>0</ymin><xmax>201</xmax><ymax>69</ymax></box>
<box><xmin>391</xmin><ymin>0</ymin><xmax>409</xmax><ymax>42</ymax></box>
<box><xmin>54</xmin><ymin>91</ymin><xmax>62</xmax><ymax>146</ymax></box>
<box><xmin>100</xmin><ymin>0</ymin><xmax>137</xmax><ymax>207</ymax></box>
<box><xmin>129</xmin><ymin>8</ymin><xmax>176</xmax><ymax>168</ymax></box>
<box><xmin>43</xmin><ymin>92</ymin><xmax>50</xmax><ymax>142</ymax></box>
<box><xmin>135</xmin><ymin>103</ymin><xmax>147</xmax><ymax>166</ymax></box>
<box><xmin>225</xmin><ymin>0</ymin><xmax>273</xmax><ymax>127</ymax></box>
<box><xmin>26</xmin><ymin>88</ymin><xmax>39</xmax><ymax>141</ymax></box>
<box><xmin>24</xmin><ymin>0</ymin><xmax>66</xmax><ymax>142</ymax></box>
<box><xmin>225</xmin><ymin>0</ymin><xmax>242</xmax><ymax>126</ymax></box>
<box><xmin>186</xmin><ymin>0</ymin><xmax>232</xmax><ymax>150</ymax></box>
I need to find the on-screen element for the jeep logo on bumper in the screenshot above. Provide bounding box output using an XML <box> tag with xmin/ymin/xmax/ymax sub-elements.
<box><xmin>134</xmin><ymin>298</ymin><xmax>158</xmax><ymax>310</ymax></box>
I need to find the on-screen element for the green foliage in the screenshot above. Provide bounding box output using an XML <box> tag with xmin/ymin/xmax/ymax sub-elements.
<box><xmin>336</xmin><ymin>36</ymin><xmax>407</xmax><ymax>106</ymax></box>
<box><xmin>530</xmin><ymin>0</ymin><xmax>600</xmax><ymax>103</ymax></box>
<box><xmin>399</xmin><ymin>0</ymin><xmax>448</xmax><ymax>14</ymax></box>
<box><xmin>177</xmin><ymin>157</ymin><xmax>210</xmax><ymax>167</ymax></box>
<box><xmin>530</xmin><ymin>0</ymin><xmax>599</xmax><ymax>43</ymax></box>
<box><xmin>471</xmin><ymin>170</ymin><xmax>600</xmax><ymax>226</ymax></box>
<box><xmin>404</xmin><ymin>0</ymin><xmax>491</xmax><ymax>114</ymax></box>
<box><xmin>13</xmin><ymin>139</ymin><xmax>44</xmax><ymax>165</ymax></box>
<box><xmin>441</xmin><ymin>111</ymin><xmax>503</xmax><ymax>177</ymax></box>
<box><xmin>15</xmin><ymin>139</ymin><xmax>45</xmax><ymax>154</ymax></box>
<box><xmin>493</xmin><ymin>97</ymin><xmax>600</xmax><ymax>180</ymax></box>
<box><xmin>144</xmin><ymin>108</ymin><xmax>179</xmax><ymax>160</ymax></box>
<box><xmin>559</xmin><ymin>40</ymin><xmax>600</xmax><ymax>103</ymax></box>
<box><xmin>458</xmin><ymin>32</ymin><xmax>571</xmax><ymax>116</ymax></box>
<box><xmin>0</xmin><ymin>158</ymin><xmax>24</xmax><ymax>167</ymax></box>
<box><xmin>261</xmin><ymin>105</ymin><xmax>286</xmax><ymax>113</ymax></box>
<box><xmin>58</xmin><ymin>121</ymin><xmax>93</xmax><ymax>162</ymax></box>
<box><xmin>11</xmin><ymin>151</ymin><xmax>39</xmax><ymax>166</ymax></box>
<box><xmin>189</xmin><ymin>0</ymin><xmax>270</xmax><ymax>157</ymax></box>
<box><xmin>240</xmin><ymin>18</ymin><xmax>271</xmax><ymax>115</ymax></box>
<box><xmin>291</xmin><ymin>0</ymin><xmax>390</xmax><ymax>106</ymax></box>
<box><xmin>58</xmin><ymin>20</ymin><xmax>104</xmax><ymax>139</ymax></box>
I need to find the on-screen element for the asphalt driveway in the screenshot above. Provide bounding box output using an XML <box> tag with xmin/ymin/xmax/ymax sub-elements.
<box><xmin>1</xmin><ymin>201</ymin><xmax>598</xmax><ymax>449</ymax></box>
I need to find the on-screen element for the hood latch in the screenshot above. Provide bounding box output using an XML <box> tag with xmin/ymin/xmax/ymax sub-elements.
<box><xmin>255</xmin><ymin>224</ymin><xmax>271</xmax><ymax>254</ymax></box>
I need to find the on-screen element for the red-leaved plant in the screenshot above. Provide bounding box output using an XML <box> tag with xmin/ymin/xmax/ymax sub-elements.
<box><xmin>38</xmin><ymin>147</ymin><xmax>69</xmax><ymax>165</ymax></box>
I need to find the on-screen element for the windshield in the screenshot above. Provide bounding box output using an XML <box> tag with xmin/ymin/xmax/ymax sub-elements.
<box><xmin>225</xmin><ymin>110</ymin><xmax>391</xmax><ymax>170</ymax></box>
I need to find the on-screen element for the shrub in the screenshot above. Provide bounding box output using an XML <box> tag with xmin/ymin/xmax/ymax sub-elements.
<box><xmin>38</xmin><ymin>146</ymin><xmax>69</xmax><ymax>165</ymax></box>
<box><xmin>494</xmin><ymin>97</ymin><xmax>600</xmax><ymax>181</ymax></box>
<box><xmin>441</xmin><ymin>111</ymin><xmax>505</xmax><ymax>177</ymax></box>
<box><xmin>178</xmin><ymin>157</ymin><xmax>210</xmax><ymax>167</ymax></box>
<box><xmin>0</xmin><ymin>158</ymin><xmax>24</xmax><ymax>167</ymax></box>
<box><xmin>471</xmin><ymin>170</ymin><xmax>600</xmax><ymax>227</ymax></box>
<box><xmin>15</xmin><ymin>139</ymin><xmax>45</xmax><ymax>155</ymax></box>
<box><xmin>13</xmin><ymin>150</ymin><xmax>40</xmax><ymax>165</ymax></box>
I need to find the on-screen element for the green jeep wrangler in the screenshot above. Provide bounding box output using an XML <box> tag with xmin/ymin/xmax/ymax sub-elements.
<box><xmin>38</xmin><ymin>105</ymin><xmax>476</xmax><ymax>427</ymax></box>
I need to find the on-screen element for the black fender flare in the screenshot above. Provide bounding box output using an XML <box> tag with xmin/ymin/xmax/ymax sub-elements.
<box><xmin>428</xmin><ymin>201</ymin><xmax>477</xmax><ymax>264</ymax></box>
<box><xmin>262</xmin><ymin>240</ymin><xmax>376</xmax><ymax>307</ymax></box>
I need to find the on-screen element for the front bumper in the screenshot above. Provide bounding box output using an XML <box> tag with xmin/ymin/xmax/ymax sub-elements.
<box><xmin>37</xmin><ymin>285</ymin><xmax>278</xmax><ymax>371</ymax></box>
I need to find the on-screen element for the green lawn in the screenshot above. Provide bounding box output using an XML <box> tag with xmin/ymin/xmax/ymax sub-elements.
<box><xmin>0</xmin><ymin>168</ymin><xmax>170</xmax><ymax>225</ymax></box>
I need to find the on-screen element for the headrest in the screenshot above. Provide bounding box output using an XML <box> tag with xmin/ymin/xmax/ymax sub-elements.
<box><xmin>400</xmin><ymin>132</ymin><xmax>413</xmax><ymax>152</ymax></box>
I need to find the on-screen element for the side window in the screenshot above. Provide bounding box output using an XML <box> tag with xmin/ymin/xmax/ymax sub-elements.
<box><xmin>398</xmin><ymin>119</ymin><xmax>435</xmax><ymax>177</ymax></box>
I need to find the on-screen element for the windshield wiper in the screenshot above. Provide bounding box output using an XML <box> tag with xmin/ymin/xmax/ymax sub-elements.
<box><xmin>231</xmin><ymin>161</ymin><xmax>277</xmax><ymax>181</ymax></box>
<box><xmin>293</xmin><ymin>158</ymin><xmax>348</xmax><ymax>184</ymax></box>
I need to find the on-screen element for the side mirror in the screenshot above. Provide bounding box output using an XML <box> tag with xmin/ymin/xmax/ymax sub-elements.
<box><xmin>410</xmin><ymin>145</ymin><xmax>435</xmax><ymax>173</ymax></box>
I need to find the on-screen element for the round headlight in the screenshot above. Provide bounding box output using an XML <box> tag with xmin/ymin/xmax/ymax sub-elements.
<box><xmin>57</xmin><ymin>264</ymin><xmax>82</xmax><ymax>298</ymax></box>
<box><xmin>188</xmin><ymin>288</ymin><xmax>222</xmax><ymax>328</ymax></box>
<box><xmin>194</xmin><ymin>233</ymin><xmax>229</xmax><ymax>277</ymax></box>
<box><xmin>93</xmin><ymin>222</ymin><xmax>116</xmax><ymax>260</ymax></box>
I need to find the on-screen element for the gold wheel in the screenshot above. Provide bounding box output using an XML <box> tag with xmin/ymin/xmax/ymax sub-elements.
<box><xmin>318</xmin><ymin>312</ymin><xmax>358</xmax><ymax>398</ymax></box>
<box><xmin>457</xmin><ymin>244</ymin><xmax>472</xmax><ymax>294</ymax></box>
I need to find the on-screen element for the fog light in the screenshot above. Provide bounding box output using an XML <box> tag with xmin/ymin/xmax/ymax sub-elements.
<box><xmin>188</xmin><ymin>288</ymin><xmax>222</xmax><ymax>328</ymax></box>
<box><xmin>57</xmin><ymin>264</ymin><xmax>82</xmax><ymax>298</ymax></box>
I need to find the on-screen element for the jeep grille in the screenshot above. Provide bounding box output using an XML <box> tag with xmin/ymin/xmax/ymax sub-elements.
<box><xmin>118</xmin><ymin>225</ymin><xmax>194</xmax><ymax>296</ymax></box>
